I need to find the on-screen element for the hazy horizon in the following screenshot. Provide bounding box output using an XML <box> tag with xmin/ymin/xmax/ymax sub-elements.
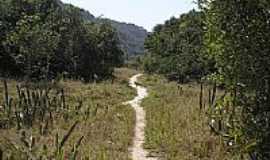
<box><xmin>61</xmin><ymin>0</ymin><xmax>196</xmax><ymax>31</ymax></box>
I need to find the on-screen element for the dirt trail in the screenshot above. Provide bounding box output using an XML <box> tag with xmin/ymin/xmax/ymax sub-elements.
<box><xmin>125</xmin><ymin>74</ymin><xmax>157</xmax><ymax>160</ymax></box>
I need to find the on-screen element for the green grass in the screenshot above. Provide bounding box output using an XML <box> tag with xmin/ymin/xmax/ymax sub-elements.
<box><xmin>0</xmin><ymin>68</ymin><xmax>138</xmax><ymax>160</ymax></box>
<box><xmin>140</xmin><ymin>74</ymin><xmax>233</xmax><ymax>160</ymax></box>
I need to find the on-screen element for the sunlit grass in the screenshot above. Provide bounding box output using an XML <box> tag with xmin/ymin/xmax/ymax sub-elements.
<box><xmin>140</xmin><ymin>74</ymin><xmax>233</xmax><ymax>160</ymax></box>
<box><xmin>0</xmin><ymin>68</ymin><xmax>137</xmax><ymax>160</ymax></box>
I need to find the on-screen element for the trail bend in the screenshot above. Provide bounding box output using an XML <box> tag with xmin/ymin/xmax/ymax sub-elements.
<box><xmin>125</xmin><ymin>74</ymin><xmax>157</xmax><ymax>160</ymax></box>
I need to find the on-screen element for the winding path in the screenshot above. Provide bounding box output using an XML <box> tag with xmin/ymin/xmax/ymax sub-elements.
<box><xmin>125</xmin><ymin>74</ymin><xmax>157</xmax><ymax>160</ymax></box>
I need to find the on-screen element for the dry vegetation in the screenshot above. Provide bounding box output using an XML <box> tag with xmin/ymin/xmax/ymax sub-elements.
<box><xmin>0</xmin><ymin>68</ymin><xmax>236</xmax><ymax>160</ymax></box>
<box><xmin>140</xmin><ymin>74</ymin><xmax>233</xmax><ymax>160</ymax></box>
<box><xmin>0</xmin><ymin>68</ymin><xmax>138</xmax><ymax>160</ymax></box>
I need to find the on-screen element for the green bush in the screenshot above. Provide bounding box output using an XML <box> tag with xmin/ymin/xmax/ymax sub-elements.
<box><xmin>200</xmin><ymin>0</ymin><xmax>270</xmax><ymax>159</ymax></box>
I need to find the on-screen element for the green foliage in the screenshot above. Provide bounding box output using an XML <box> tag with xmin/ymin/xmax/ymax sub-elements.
<box><xmin>143</xmin><ymin>10</ymin><xmax>215</xmax><ymax>82</ymax></box>
<box><xmin>0</xmin><ymin>0</ymin><xmax>124</xmax><ymax>81</ymax></box>
<box><xmin>200</xmin><ymin>0</ymin><xmax>270</xmax><ymax>159</ymax></box>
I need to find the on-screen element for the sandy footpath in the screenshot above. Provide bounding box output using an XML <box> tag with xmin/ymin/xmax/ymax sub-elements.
<box><xmin>125</xmin><ymin>74</ymin><xmax>157</xmax><ymax>160</ymax></box>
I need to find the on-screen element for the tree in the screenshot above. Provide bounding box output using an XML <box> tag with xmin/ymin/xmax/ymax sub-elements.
<box><xmin>143</xmin><ymin>10</ymin><xmax>213</xmax><ymax>82</ymax></box>
<box><xmin>6</xmin><ymin>14</ymin><xmax>59</xmax><ymax>80</ymax></box>
<box><xmin>200</xmin><ymin>0</ymin><xmax>270</xmax><ymax>159</ymax></box>
<box><xmin>0</xmin><ymin>0</ymin><xmax>124</xmax><ymax>81</ymax></box>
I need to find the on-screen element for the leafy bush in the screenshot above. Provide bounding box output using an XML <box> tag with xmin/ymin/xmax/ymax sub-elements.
<box><xmin>200</xmin><ymin>0</ymin><xmax>270</xmax><ymax>159</ymax></box>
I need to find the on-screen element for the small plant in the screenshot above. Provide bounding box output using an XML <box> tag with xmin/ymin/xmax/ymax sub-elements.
<box><xmin>54</xmin><ymin>121</ymin><xmax>83</xmax><ymax>160</ymax></box>
<box><xmin>0</xmin><ymin>80</ymin><xmax>68</xmax><ymax>130</ymax></box>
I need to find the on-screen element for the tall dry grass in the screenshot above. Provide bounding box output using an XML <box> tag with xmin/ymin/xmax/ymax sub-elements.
<box><xmin>140</xmin><ymin>74</ymin><xmax>233</xmax><ymax>160</ymax></box>
<box><xmin>0</xmin><ymin>68</ymin><xmax>137</xmax><ymax>160</ymax></box>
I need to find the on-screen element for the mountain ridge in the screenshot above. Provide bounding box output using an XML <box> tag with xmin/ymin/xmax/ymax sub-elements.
<box><xmin>61</xmin><ymin>1</ymin><xmax>148</xmax><ymax>56</ymax></box>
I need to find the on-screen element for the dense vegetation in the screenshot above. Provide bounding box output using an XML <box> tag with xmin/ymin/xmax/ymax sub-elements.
<box><xmin>1</xmin><ymin>0</ymin><xmax>270</xmax><ymax>159</ymax></box>
<box><xmin>142</xmin><ymin>0</ymin><xmax>270</xmax><ymax>159</ymax></box>
<box><xmin>0</xmin><ymin>0</ymin><xmax>123</xmax><ymax>81</ymax></box>
<box><xmin>199</xmin><ymin>0</ymin><xmax>270</xmax><ymax>159</ymax></box>
<box><xmin>143</xmin><ymin>10</ymin><xmax>214</xmax><ymax>83</ymax></box>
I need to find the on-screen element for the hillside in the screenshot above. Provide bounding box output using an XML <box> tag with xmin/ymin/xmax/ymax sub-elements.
<box><xmin>106</xmin><ymin>19</ymin><xmax>148</xmax><ymax>56</ymax></box>
<box><xmin>75</xmin><ymin>5</ymin><xmax>148</xmax><ymax>56</ymax></box>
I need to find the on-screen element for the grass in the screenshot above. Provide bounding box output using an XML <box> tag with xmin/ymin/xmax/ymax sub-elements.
<box><xmin>139</xmin><ymin>74</ymin><xmax>233</xmax><ymax>160</ymax></box>
<box><xmin>0</xmin><ymin>68</ymin><xmax>235</xmax><ymax>159</ymax></box>
<box><xmin>0</xmin><ymin>68</ymin><xmax>138</xmax><ymax>160</ymax></box>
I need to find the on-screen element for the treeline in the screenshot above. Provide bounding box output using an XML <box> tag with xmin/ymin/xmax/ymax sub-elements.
<box><xmin>0</xmin><ymin>0</ymin><xmax>123</xmax><ymax>81</ymax></box>
<box><xmin>143</xmin><ymin>10</ymin><xmax>215</xmax><ymax>82</ymax></box>
<box><xmin>143</xmin><ymin>0</ymin><xmax>270</xmax><ymax>159</ymax></box>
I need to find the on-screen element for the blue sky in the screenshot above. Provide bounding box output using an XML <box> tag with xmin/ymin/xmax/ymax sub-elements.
<box><xmin>61</xmin><ymin>0</ymin><xmax>196</xmax><ymax>31</ymax></box>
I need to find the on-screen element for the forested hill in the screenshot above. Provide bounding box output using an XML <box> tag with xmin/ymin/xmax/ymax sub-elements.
<box><xmin>103</xmin><ymin>19</ymin><xmax>148</xmax><ymax>57</ymax></box>
<box><xmin>0</xmin><ymin>0</ymin><xmax>124</xmax><ymax>81</ymax></box>
<box><xmin>65</xmin><ymin>2</ymin><xmax>148</xmax><ymax>56</ymax></box>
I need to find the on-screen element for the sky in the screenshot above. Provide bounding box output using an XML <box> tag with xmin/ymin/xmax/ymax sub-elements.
<box><xmin>61</xmin><ymin>0</ymin><xmax>196</xmax><ymax>31</ymax></box>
